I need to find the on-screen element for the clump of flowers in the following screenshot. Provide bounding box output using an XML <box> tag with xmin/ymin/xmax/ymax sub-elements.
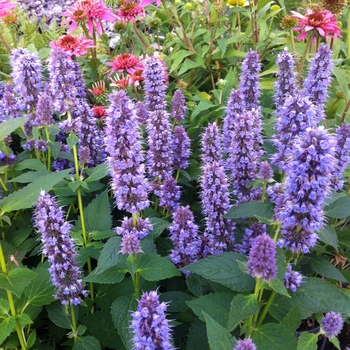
<box><xmin>50</xmin><ymin>34</ymin><xmax>95</xmax><ymax>58</ymax></box>
<box><xmin>320</xmin><ymin>312</ymin><xmax>343</xmax><ymax>338</ymax></box>
<box><xmin>234</xmin><ymin>338</ymin><xmax>257</xmax><ymax>350</ymax></box>
<box><xmin>283</xmin><ymin>264</ymin><xmax>303</xmax><ymax>292</ymax></box>
<box><xmin>172</xmin><ymin>125</ymin><xmax>191</xmax><ymax>170</ymax></box>
<box><xmin>106</xmin><ymin>53</ymin><xmax>144</xmax><ymax>76</ymax></box>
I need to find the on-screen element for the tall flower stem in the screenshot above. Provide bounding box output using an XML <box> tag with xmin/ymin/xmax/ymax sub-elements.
<box><xmin>289</xmin><ymin>29</ymin><xmax>300</xmax><ymax>72</ymax></box>
<box><xmin>347</xmin><ymin>8</ymin><xmax>350</xmax><ymax>58</ymax></box>
<box><xmin>256</xmin><ymin>290</ymin><xmax>277</xmax><ymax>328</ymax></box>
<box><xmin>0</xmin><ymin>242</ymin><xmax>27</xmax><ymax>350</ymax></box>
<box><xmin>45</xmin><ymin>126</ymin><xmax>51</xmax><ymax>170</ymax></box>
<box><xmin>132</xmin><ymin>213</ymin><xmax>141</xmax><ymax>300</ymax></box>
<box><xmin>245</xmin><ymin>277</ymin><xmax>262</xmax><ymax>336</ymax></box>
<box><xmin>298</xmin><ymin>35</ymin><xmax>312</xmax><ymax>78</ymax></box>
<box><xmin>70</xmin><ymin>304</ymin><xmax>77</xmax><ymax>343</ymax></box>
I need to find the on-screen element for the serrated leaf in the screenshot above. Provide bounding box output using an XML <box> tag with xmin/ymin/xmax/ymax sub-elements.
<box><xmin>24</xmin><ymin>263</ymin><xmax>55</xmax><ymax>306</ymax></box>
<box><xmin>0</xmin><ymin>117</ymin><xmax>28</xmax><ymax>141</ymax></box>
<box><xmin>16</xmin><ymin>313</ymin><xmax>33</xmax><ymax>328</ymax></box>
<box><xmin>183</xmin><ymin>253</ymin><xmax>255</xmax><ymax>292</ymax></box>
<box><xmin>186</xmin><ymin>274</ymin><xmax>202</xmax><ymax>297</ymax></box>
<box><xmin>309</xmin><ymin>256</ymin><xmax>346</xmax><ymax>282</ymax></box>
<box><xmin>148</xmin><ymin>217</ymin><xmax>170</xmax><ymax>239</ymax></box>
<box><xmin>72</xmin><ymin>336</ymin><xmax>101</xmax><ymax>350</ymax></box>
<box><xmin>27</xmin><ymin>330</ymin><xmax>36</xmax><ymax>349</ymax></box>
<box><xmin>0</xmin><ymin>268</ymin><xmax>36</xmax><ymax>298</ymax></box>
<box><xmin>84</xmin><ymin>266</ymin><xmax>127</xmax><ymax>284</ymax></box>
<box><xmin>297</xmin><ymin>332</ymin><xmax>318</xmax><ymax>350</ymax></box>
<box><xmin>85</xmin><ymin>163</ymin><xmax>108</xmax><ymax>182</ymax></box>
<box><xmin>281</xmin><ymin>307</ymin><xmax>302</xmax><ymax>334</ymax></box>
<box><xmin>227</xmin><ymin>294</ymin><xmax>260</xmax><ymax>332</ymax></box>
<box><xmin>15</xmin><ymin>159</ymin><xmax>46</xmax><ymax>172</ymax></box>
<box><xmin>85</xmin><ymin>190</ymin><xmax>111</xmax><ymax>232</ymax></box>
<box><xmin>90</xmin><ymin>230</ymin><xmax>116</xmax><ymax>240</ymax></box>
<box><xmin>95</xmin><ymin>236</ymin><xmax>122</xmax><ymax>274</ymax></box>
<box><xmin>0</xmin><ymin>298</ymin><xmax>10</xmax><ymax>315</ymax></box>
<box><xmin>203</xmin><ymin>312</ymin><xmax>236</xmax><ymax>350</ymax></box>
<box><xmin>137</xmin><ymin>254</ymin><xmax>181</xmax><ymax>281</ymax></box>
<box><xmin>225</xmin><ymin>201</ymin><xmax>274</xmax><ymax>220</ymax></box>
<box><xmin>329</xmin><ymin>336</ymin><xmax>341</xmax><ymax>350</ymax></box>
<box><xmin>0</xmin><ymin>316</ymin><xmax>16</xmax><ymax>344</ymax></box>
<box><xmin>187</xmin><ymin>318</ymin><xmax>209</xmax><ymax>350</ymax></box>
<box><xmin>318</xmin><ymin>226</ymin><xmax>338</xmax><ymax>250</ymax></box>
<box><xmin>263</xmin><ymin>278</ymin><xmax>291</xmax><ymax>298</ymax></box>
<box><xmin>67</xmin><ymin>133</ymin><xmax>79</xmax><ymax>150</ymax></box>
<box><xmin>253</xmin><ymin>323</ymin><xmax>297</xmax><ymax>350</ymax></box>
<box><xmin>160</xmin><ymin>291</ymin><xmax>194</xmax><ymax>313</ymax></box>
<box><xmin>47</xmin><ymin>302</ymin><xmax>72</xmax><ymax>329</ymax></box>
<box><xmin>0</xmin><ymin>168</ymin><xmax>72</xmax><ymax>213</ymax></box>
<box><xmin>9</xmin><ymin>170</ymin><xmax>50</xmax><ymax>183</ymax></box>
<box><xmin>325</xmin><ymin>196</ymin><xmax>350</xmax><ymax>218</ymax></box>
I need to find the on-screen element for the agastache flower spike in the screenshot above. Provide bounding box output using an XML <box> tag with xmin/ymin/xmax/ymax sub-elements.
<box><xmin>172</xmin><ymin>125</ymin><xmax>191</xmax><ymax>170</ymax></box>
<box><xmin>135</xmin><ymin>101</ymin><xmax>149</xmax><ymax>125</ymax></box>
<box><xmin>0</xmin><ymin>83</ymin><xmax>22</xmax><ymax>120</ymax></box>
<box><xmin>33</xmin><ymin>191</ymin><xmax>87</xmax><ymax>305</ymax></box>
<box><xmin>35</xmin><ymin>85</ymin><xmax>54</xmax><ymax>127</ymax></box>
<box><xmin>171</xmin><ymin>89</ymin><xmax>186</xmax><ymax>121</ymax></box>
<box><xmin>105</xmin><ymin>90</ymin><xmax>149</xmax><ymax>213</ymax></box>
<box><xmin>278</xmin><ymin>126</ymin><xmax>336</xmax><ymax>253</ymax></box>
<box><xmin>321</xmin><ymin>312</ymin><xmax>343</xmax><ymax>338</ymax></box>
<box><xmin>201</xmin><ymin>123</ymin><xmax>223</xmax><ymax>164</ymax></box>
<box><xmin>234</xmin><ymin>338</ymin><xmax>257</xmax><ymax>350</ymax></box>
<box><xmin>236</xmin><ymin>223</ymin><xmax>266</xmax><ymax>255</ymax></box>
<box><xmin>246</xmin><ymin>233</ymin><xmax>277</xmax><ymax>282</ymax></box>
<box><xmin>283</xmin><ymin>264</ymin><xmax>303</xmax><ymax>292</ymax></box>
<box><xmin>131</xmin><ymin>290</ymin><xmax>174</xmax><ymax>350</ymax></box>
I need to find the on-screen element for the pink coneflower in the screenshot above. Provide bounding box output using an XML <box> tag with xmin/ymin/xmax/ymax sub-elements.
<box><xmin>0</xmin><ymin>1</ymin><xmax>16</xmax><ymax>18</ymax></box>
<box><xmin>88</xmin><ymin>80</ymin><xmax>106</xmax><ymax>96</ymax></box>
<box><xmin>105</xmin><ymin>53</ymin><xmax>144</xmax><ymax>76</ymax></box>
<box><xmin>117</xmin><ymin>0</ymin><xmax>144</xmax><ymax>23</ymax></box>
<box><xmin>129</xmin><ymin>70</ymin><xmax>144</xmax><ymax>87</ymax></box>
<box><xmin>92</xmin><ymin>105</ymin><xmax>107</xmax><ymax>119</ymax></box>
<box><xmin>110</xmin><ymin>76</ymin><xmax>131</xmax><ymax>89</ymax></box>
<box><xmin>139</xmin><ymin>0</ymin><xmax>161</xmax><ymax>7</ymax></box>
<box><xmin>291</xmin><ymin>8</ymin><xmax>341</xmax><ymax>42</ymax></box>
<box><xmin>63</xmin><ymin>0</ymin><xmax>117</xmax><ymax>35</ymax></box>
<box><xmin>50</xmin><ymin>34</ymin><xmax>95</xmax><ymax>57</ymax></box>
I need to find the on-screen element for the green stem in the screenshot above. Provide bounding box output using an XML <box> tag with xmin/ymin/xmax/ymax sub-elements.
<box><xmin>245</xmin><ymin>278</ymin><xmax>262</xmax><ymax>336</ymax></box>
<box><xmin>0</xmin><ymin>176</ymin><xmax>8</xmax><ymax>191</ymax></box>
<box><xmin>0</xmin><ymin>31</ymin><xmax>11</xmax><ymax>53</ymax></box>
<box><xmin>347</xmin><ymin>8</ymin><xmax>350</xmax><ymax>58</ymax></box>
<box><xmin>134</xmin><ymin>254</ymin><xmax>141</xmax><ymax>300</ymax></box>
<box><xmin>256</xmin><ymin>290</ymin><xmax>277</xmax><ymax>328</ymax></box>
<box><xmin>298</xmin><ymin>35</ymin><xmax>312</xmax><ymax>79</ymax></box>
<box><xmin>10</xmin><ymin>30</ymin><xmax>17</xmax><ymax>48</ymax></box>
<box><xmin>0</xmin><ymin>243</ymin><xmax>27</xmax><ymax>350</ymax></box>
<box><xmin>70</xmin><ymin>304</ymin><xmax>77</xmax><ymax>343</ymax></box>
<box><xmin>133</xmin><ymin>22</ymin><xmax>149</xmax><ymax>50</ymax></box>
<box><xmin>175</xmin><ymin>169</ymin><xmax>180</xmax><ymax>182</ymax></box>
<box><xmin>261</xmin><ymin>183</ymin><xmax>266</xmax><ymax>203</ymax></box>
<box><xmin>273</xmin><ymin>223</ymin><xmax>281</xmax><ymax>242</ymax></box>
<box><xmin>45</xmin><ymin>126</ymin><xmax>51</xmax><ymax>171</ymax></box>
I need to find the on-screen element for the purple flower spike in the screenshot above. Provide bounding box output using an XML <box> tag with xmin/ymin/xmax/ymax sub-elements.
<box><xmin>239</xmin><ymin>49</ymin><xmax>261</xmax><ymax>112</ymax></box>
<box><xmin>143</xmin><ymin>57</ymin><xmax>168</xmax><ymax>112</ymax></box>
<box><xmin>278</xmin><ymin>126</ymin><xmax>336</xmax><ymax>253</ymax></box>
<box><xmin>135</xmin><ymin>100</ymin><xmax>149</xmax><ymax>125</ymax></box>
<box><xmin>120</xmin><ymin>233</ymin><xmax>141</xmax><ymax>255</ymax></box>
<box><xmin>0</xmin><ymin>83</ymin><xmax>22</xmax><ymax>121</ymax></box>
<box><xmin>236</xmin><ymin>223</ymin><xmax>266</xmax><ymax>255</ymax></box>
<box><xmin>258</xmin><ymin>161</ymin><xmax>273</xmax><ymax>182</ymax></box>
<box><xmin>156</xmin><ymin>177</ymin><xmax>181</xmax><ymax>213</ymax></box>
<box><xmin>246</xmin><ymin>233</ymin><xmax>277</xmax><ymax>282</ymax></box>
<box><xmin>33</xmin><ymin>191</ymin><xmax>87</xmax><ymax>305</ymax></box>
<box><xmin>303</xmin><ymin>44</ymin><xmax>332</xmax><ymax>121</ymax></box>
<box><xmin>234</xmin><ymin>337</ymin><xmax>257</xmax><ymax>350</ymax></box>
<box><xmin>321</xmin><ymin>312</ymin><xmax>343</xmax><ymax>338</ymax></box>
<box><xmin>116</xmin><ymin>216</ymin><xmax>153</xmax><ymax>239</ymax></box>
<box><xmin>35</xmin><ymin>85</ymin><xmax>55</xmax><ymax>126</ymax></box>
<box><xmin>201</xmin><ymin>122</ymin><xmax>223</xmax><ymax>165</ymax></box>
<box><xmin>171</xmin><ymin>89</ymin><xmax>186</xmax><ymax>121</ymax></box>
<box><xmin>172</xmin><ymin>125</ymin><xmax>191</xmax><ymax>170</ymax></box>
<box><xmin>105</xmin><ymin>90</ymin><xmax>150</xmax><ymax>214</ymax></box>
<box><xmin>131</xmin><ymin>290</ymin><xmax>174</xmax><ymax>350</ymax></box>
<box><xmin>283</xmin><ymin>264</ymin><xmax>303</xmax><ymax>292</ymax></box>
<box><xmin>169</xmin><ymin>206</ymin><xmax>201</xmax><ymax>271</ymax></box>
<box><xmin>275</xmin><ymin>48</ymin><xmax>297</xmax><ymax>113</ymax></box>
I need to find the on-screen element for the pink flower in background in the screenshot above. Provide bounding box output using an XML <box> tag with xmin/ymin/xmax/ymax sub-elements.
<box><xmin>63</xmin><ymin>0</ymin><xmax>117</xmax><ymax>35</ymax></box>
<box><xmin>50</xmin><ymin>34</ymin><xmax>95</xmax><ymax>57</ymax></box>
<box><xmin>291</xmin><ymin>8</ymin><xmax>341</xmax><ymax>42</ymax></box>
<box><xmin>0</xmin><ymin>0</ymin><xmax>16</xmax><ymax>18</ymax></box>
<box><xmin>117</xmin><ymin>0</ymin><xmax>144</xmax><ymax>23</ymax></box>
<box><xmin>92</xmin><ymin>105</ymin><xmax>107</xmax><ymax>119</ymax></box>
<box><xmin>139</xmin><ymin>0</ymin><xmax>161</xmax><ymax>7</ymax></box>
<box><xmin>105</xmin><ymin>53</ymin><xmax>144</xmax><ymax>76</ymax></box>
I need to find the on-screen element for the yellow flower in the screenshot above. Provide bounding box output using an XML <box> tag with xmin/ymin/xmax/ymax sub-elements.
<box><xmin>226</xmin><ymin>0</ymin><xmax>246</xmax><ymax>6</ymax></box>
<box><xmin>270</xmin><ymin>4</ymin><xmax>281</xmax><ymax>11</ymax></box>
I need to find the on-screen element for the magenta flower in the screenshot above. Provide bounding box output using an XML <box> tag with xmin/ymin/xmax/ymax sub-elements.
<box><xmin>63</xmin><ymin>0</ymin><xmax>117</xmax><ymax>35</ymax></box>
<box><xmin>291</xmin><ymin>8</ymin><xmax>341</xmax><ymax>42</ymax></box>
<box><xmin>105</xmin><ymin>53</ymin><xmax>144</xmax><ymax>76</ymax></box>
<box><xmin>50</xmin><ymin>34</ymin><xmax>95</xmax><ymax>58</ymax></box>
<box><xmin>117</xmin><ymin>0</ymin><xmax>144</xmax><ymax>23</ymax></box>
<box><xmin>139</xmin><ymin>0</ymin><xmax>161</xmax><ymax>7</ymax></box>
<box><xmin>0</xmin><ymin>0</ymin><xmax>16</xmax><ymax>18</ymax></box>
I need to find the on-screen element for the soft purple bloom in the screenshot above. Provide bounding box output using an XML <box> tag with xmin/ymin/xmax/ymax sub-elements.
<box><xmin>171</xmin><ymin>89</ymin><xmax>186</xmax><ymax>121</ymax></box>
<box><xmin>172</xmin><ymin>125</ymin><xmax>191</xmax><ymax>170</ymax></box>
<box><xmin>321</xmin><ymin>312</ymin><xmax>343</xmax><ymax>338</ymax></box>
<box><xmin>332</xmin><ymin>124</ymin><xmax>350</xmax><ymax>191</ymax></box>
<box><xmin>258</xmin><ymin>161</ymin><xmax>273</xmax><ymax>182</ymax></box>
<box><xmin>52</xmin><ymin>143</ymin><xmax>74</xmax><ymax>172</ymax></box>
<box><xmin>156</xmin><ymin>177</ymin><xmax>181</xmax><ymax>213</ymax></box>
<box><xmin>239</xmin><ymin>49</ymin><xmax>261</xmax><ymax>112</ymax></box>
<box><xmin>116</xmin><ymin>216</ymin><xmax>153</xmax><ymax>239</ymax></box>
<box><xmin>227</xmin><ymin>109</ymin><xmax>263</xmax><ymax>203</ymax></box>
<box><xmin>222</xmin><ymin>89</ymin><xmax>245</xmax><ymax>154</ymax></box>
<box><xmin>246</xmin><ymin>233</ymin><xmax>277</xmax><ymax>282</ymax></box>
<box><xmin>266</xmin><ymin>183</ymin><xmax>284</xmax><ymax>221</ymax></box>
<box><xmin>234</xmin><ymin>338</ymin><xmax>257</xmax><ymax>350</ymax></box>
<box><xmin>272</xmin><ymin>92</ymin><xmax>317</xmax><ymax>170</ymax></box>
<box><xmin>120</xmin><ymin>233</ymin><xmax>141</xmax><ymax>255</ymax></box>
<box><xmin>105</xmin><ymin>90</ymin><xmax>150</xmax><ymax>214</ymax></box>
<box><xmin>131</xmin><ymin>290</ymin><xmax>174</xmax><ymax>350</ymax></box>
<box><xmin>278</xmin><ymin>126</ymin><xmax>336</xmax><ymax>253</ymax></box>
<box><xmin>33</xmin><ymin>191</ymin><xmax>87</xmax><ymax>305</ymax></box>
<box><xmin>303</xmin><ymin>44</ymin><xmax>332</xmax><ymax>121</ymax></box>
<box><xmin>135</xmin><ymin>100</ymin><xmax>149</xmax><ymax>125</ymax></box>
<box><xmin>201</xmin><ymin>161</ymin><xmax>235</xmax><ymax>256</ymax></box>
<box><xmin>23</xmin><ymin>139</ymin><xmax>48</xmax><ymax>152</ymax></box>
<box><xmin>143</xmin><ymin>57</ymin><xmax>168</xmax><ymax>112</ymax></box>
<box><xmin>147</xmin><ymin>110</ymin><xmax>173</xmax><ymax>182</ymax></box>
<box><xmin>35</xmin><ymin>85</ymin><xmax>55</xmax><ymax>126</ymax></box>
<box><xmin>0</xmin><ymin>151</ymin><xmax>16</xmax><ymax>165</ymax></box>
<box><xmin>201</xmin><ymin>123</ymin><xmax>223</xmax><ymax>165</ymax></box>
<box><xmin>169</xmin><ymin>206</ymin><xmax>201</xmax><ymax>271</ymax></box>
<box><xmin>0</xmin><ymin>83</ymin><xmax>22</xmax><ymax>120</ymax></box>
<box><xmin>275</xmin><ymin>48</ymin><xmax>297</xmax><ymax>113</ymax></box>
<box><xmin>283</xmin><ymin>264</ymin><xmax>303</xmax><ymax>292</ymax></box>
<box><xmin>236</xmin><ymin>223</ymin><xmax>266</xmax><ymax>255</ymax></box>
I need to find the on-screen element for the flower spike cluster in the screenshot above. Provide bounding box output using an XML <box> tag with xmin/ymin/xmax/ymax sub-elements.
<box><xmin>172</xmin><ymin>125</ymin><xmax>191</xmax><ymax>170</ymax></box>
<box><xmin>171</xmin><ymin>89</ymin><xmax>186</xmax><ymax>122</ymax></box>
<box><xmin>234</xmin><ymin>338</ymin><xmax>257</xmax><ymax>350</ymax></box>
<box><xmin>33</xmin><ymin>191</ymin><xmax>87</xmax><ymax>305</ymax></box>
<box><xmin>321</xmin><ymin>312</ymin><xmax>343</xmax><ymax>339</ymax></box>
<box><xmin>283</xmin><ymin>264</ymin><xmax>303</xmax><ymax>292</ymax></box>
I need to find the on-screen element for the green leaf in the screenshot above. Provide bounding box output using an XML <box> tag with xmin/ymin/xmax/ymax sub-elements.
<box><xmin>24</xmin><ymin>263</ymin><xmax>55</xmax><ymax>306</ymax></box>
<box><xmin>85</xmin><ymin>163</ymin><xmax>108</xmax><ymax>182</ymax></box>
<box><xmin>0</xmin><ymin>117</ymin><xmax>28</xmax><ymax>141</ymax></box>
<box><xmin>329</xmin><ymin>336</ymin><xmax>341</xmax><ymax>350</ymax></box>
<box><xmin>84</xmin><ymin>266</ymin><xmax>127</xmax><ymax>284</ymax></box>
<box><xmin>27</xmin><ymin>330</ymin><xmax>37</xmax><ymax>349</ymax></box>
<box><xmin>325</xmin><ymin>196</ymin><xmax>350</xmax><ymax>218</ymax></box>
<box><xmin>0</xmin><ymin>267</ymin><xmax>36</xmax><ymax>298</ymax></box>
<box><xmin>0</xmin><ymin>168</ymin><xmax>72</xmax><ymax>213</ymax></box>
<box><xmin>281</xmin><ymin>307</ymin><xmax>302</xmax><ymax>334</ymax></box>
<box><xmin>178</xmin><ymin>58</ymin><xmax>203</xmax><ymax>76</ymax></box>
<box><xmin>332</xmin><ymin>67</ymin><xmax>350</xmax><ymax>99</ymax></box>
<box><xmin>186</xmin><ymin>318</ymin><xmax>209</xmax><ymax>350</ymax></box>
<box><xmin>47</xmin><ymin>302</ymin><xmax>72</xmax><ymax>329</ymax></box>
<box><xmin>16</xmin><ymin>313</ymin><xmax>33</xmax><ymax>328</ymax></box>
<box><xmin>67</xmin><ymin>133</ymin><xmax>79</xmax><ymax>150</ymax></box>
<box><xmin>203</xmin><ymin>312</ymin><xmax>236</xmax><ymax>350</ymax></box>
<box><xmin>85</xmin><ymin>190</ymin><xmax>111</xmax><ymax>232</ymax></box>
<box><xmin>148</xmin><ymin>217</ymin><xmax>170</xmax><ymax>239</ymax></box>
<box><xmin>253</xmin><ymin>323</ymin><xmax>297</xmax><ymax>350</ymax></box>
<box><xmin>290</xmin><ymin>277</ymin><xmax>350</xmax><ymax>318</ymax></box>
<box><xmin>110</xmin><ymin>295</ymin><xmax>137</xmax><ymax>350</ymax></box>
<box><xmin>297</xmin><ymin>332</ymin><xmax>318</xmax><ymax>350</ymax></box>
<box><xmin>0</xmin><ymin>298</ymin><xmax>10</xmax><ymax>315</ymax></box>
<box><xmin>137</xmin><ymin>254</ymin><xmax>181</xmax><ymax>281</ymax></box>
<box><xmin>90</xmin><ymin>230</ymin><xmax>116</xmax><ymax>240</ymax></box>
<box><xmin>184</xmin><ymin>253</ymin><xmax>255</xmax><ymax>292</ymax></box>
<box><xmin>0</xmin><ymin>316</ymin><xmax>16</xmax><ymax>344</ymax></box>
<box><xmin>72</xmin><ymin>336</ymin><xmax>101</xmax><ymax>350</ymax></box>
<box><xmin>49</xmin><ymin>141</ymin><xmax>62</xmax><ymax>160</ymax></box>
<box><xmin>95</xmin><ymin>236</ymin><xmax>122</xmax><ymax>274</ymax></box>
<box><xmin>169</xmin><ymin>50</ymin><xmax>193</xmax><ymax>73</ymax></box>
<box><xmin>309</xmin><ymin>256</ymin><xmax>346</xmax><ymax>282</ymax></box>
<box><xmin>187</xmin><ymin>292</ymin><xmax>233</xmax><ymax>328</ymax></box>
<box><xmin>263</xmin><ymin>278</ymin><xmax>291</xmax><ymax>298</ymax></box>
<box><xmin>186</xmin><ymin>273</ymin><xmax>202</xmax><ymax>297</ymax></box>
<box><xmin>227</xmin><ymin>294</ymin><xmax>260</xmax><ymax>332</ymax></box>
<box><xmin>318</xmin><ymin>226</ymin><xmax>338</xmax><ymax>250</ymax></box>
<box><xmin>225</xmin><ymin>201</ymin><xmax>274</xmax><ymax>220</ymax></box>
<box><xmin>191</xmin><ymin>100</ymin><xmax>214</xmax><ymax>121</ymax></box>
<box><xmin>160</xmin><ymin>291</ymin><xmax>194</xmax><ymax>313</ymax></box>
<box><xmin>15</xmin><ymin>159</ymin><xmax>46</xmax><ymax>172</ymax></box>
<box><xmin>9</xmin><ymin>170</ymin><xmax>50</xmax><ymax>183</ymax></box>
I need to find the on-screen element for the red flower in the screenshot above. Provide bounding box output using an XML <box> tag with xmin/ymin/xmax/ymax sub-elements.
<box><xmin>105</xmin><ymin>53</ymin><xmax>144</xmax><ymax>76</ymax></box>
<box><xmin>291</xmin><ymin>8</ymin><xmax>341</xmax><ymax>42</ymax></box>
<box><xmin>117</xmin><ymin>0</ymin><xmax>144</xmax><ymax>23</ymax></box>
<box><xmin>50</xmin><ymin>34</ymin><xmax>95</xmax><ymax>57</ymax></box>
<box><xmin>110</xmin><ymin>76</ymin><xmax>131</xmax><ymax>89</ymax></box>
<box><xmin>89</xmin><ymin>80</ymin><xmax>106</xmax><ymax>97</ymax></box>
<box><xmin>92</xmin><ymin>105</ymin><xmax>107</xmax><ymax>119</ymax></box>
<box><xmin>63</xmin><ymin>0</ymin><xmax>117</xmax><ymax>35</ymax></box>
